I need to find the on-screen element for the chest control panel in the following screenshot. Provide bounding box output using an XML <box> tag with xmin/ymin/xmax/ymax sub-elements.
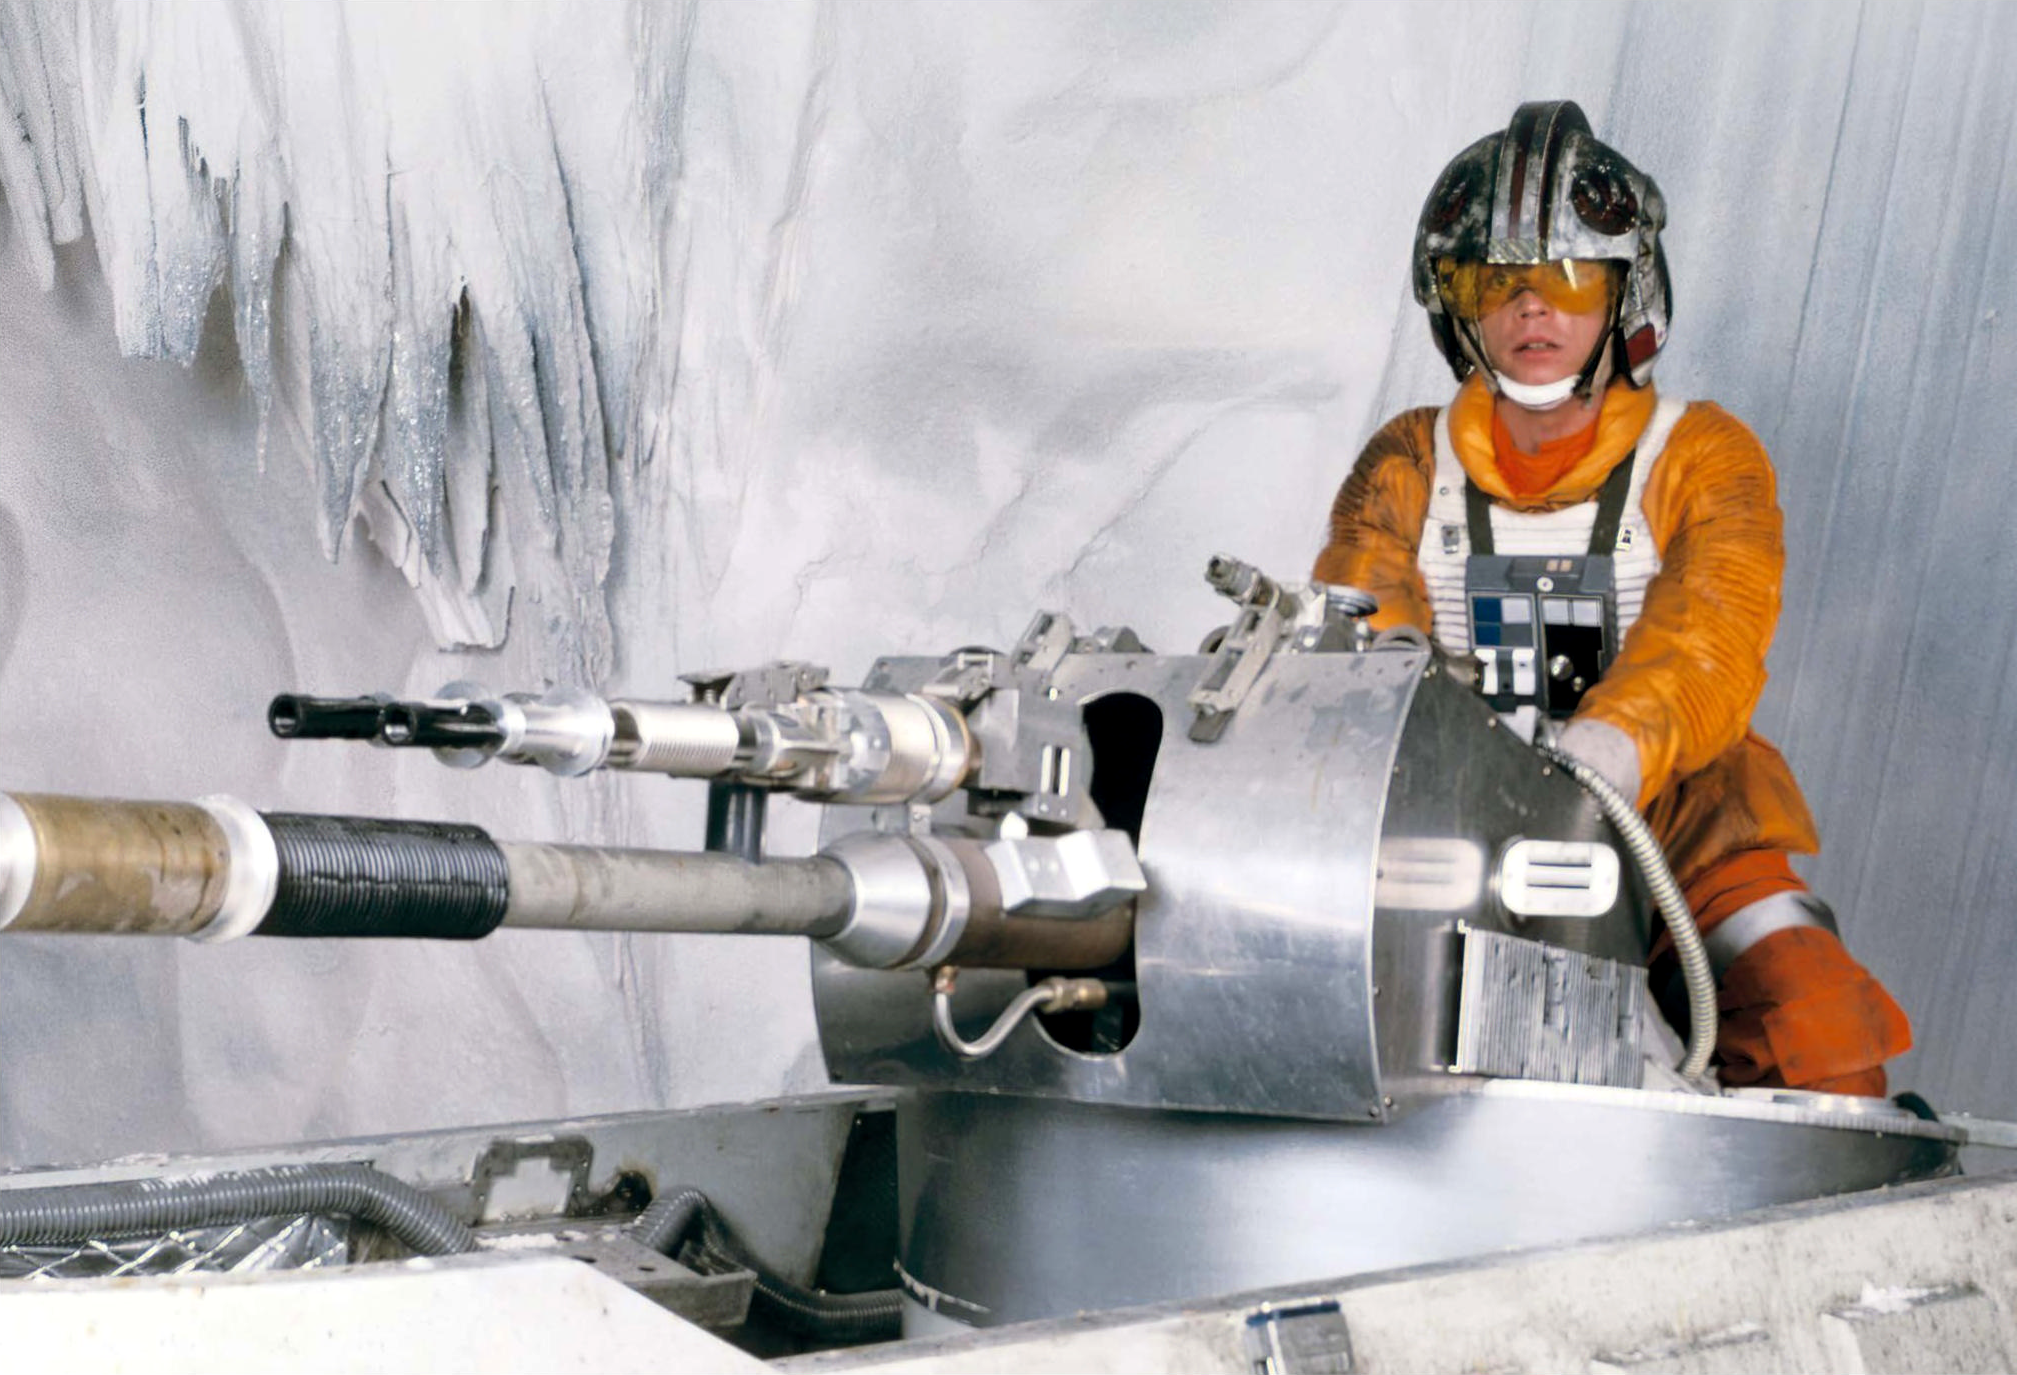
<box><xmin>1467</xmin><ymin>554</ymin><xmax>1614</xmax><ymax>716</ymax></box>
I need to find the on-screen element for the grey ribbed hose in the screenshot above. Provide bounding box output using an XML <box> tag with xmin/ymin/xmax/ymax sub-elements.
<box><xmin>629</xmin><ymin>1185</ymin><xmax>707</xmax><ymax>1254</ymax></box>
<box><xmin>1539</xmin><ymin>743</ymin><xmax>1717</xmax><ymax>1079</ymax></box>
<box><xmin>0</xmin><ymin>1164</ymin><xmax>476</xmax><ymax>1255</ymax></box>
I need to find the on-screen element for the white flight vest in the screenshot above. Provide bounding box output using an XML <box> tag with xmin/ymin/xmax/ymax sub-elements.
<box><xmin>1418</xmin><ymin>396</ymin><xmax>1687</xmax><ymax>658</ymax></box>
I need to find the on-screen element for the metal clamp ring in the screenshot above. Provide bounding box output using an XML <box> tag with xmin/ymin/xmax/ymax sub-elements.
<box><xmin>191</xmin><ymin>796</ymin><xmax>279</xmax><ymax>943</ymax></box>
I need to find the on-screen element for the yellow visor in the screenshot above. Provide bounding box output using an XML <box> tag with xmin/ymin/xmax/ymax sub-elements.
<box><xmin>1434</xmin><ymin>258</ymin><xmax>1617</xmax><ymax>320</ymax></box>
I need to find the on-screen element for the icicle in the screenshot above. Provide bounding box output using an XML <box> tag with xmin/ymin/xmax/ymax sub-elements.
<box><xmin>0</xmin><ymin>3</ymin><xmax>658</xmax><ymax>677</ymax></box>
<box><xmin>150</xmin><ymin>116</ymin><xmax>226</xmax><ymax>364</ymax></box>
<box><xmin>443</xmin><ymin>293</ymin><xmax>496</xmax><ymax>597</ymax></box>
<box><xmin>382</xmin><ymin>196</ymin><xmax>452</xmax><ymax>574</ymax></box>
<box><xmin>225</xmin><ymin>166</ymin><xmax>282</xmax><ymax>459</ymax></box>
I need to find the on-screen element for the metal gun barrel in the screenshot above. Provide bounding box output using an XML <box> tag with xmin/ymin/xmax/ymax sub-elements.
<box><xmin>377</xmin><ymin>703</ymin><xmax>508</xmax><ymax>750</ymax></box>
<box><xmin>607</xmin><ymin>701</ymin><xmax>744</xmax><ymax>776</ymax></box>
<box><xmin>497</xmin><ymin>844</ymin><xmax>851</xmax><ymax>937</ymax></box>
<box><xmin>0</xmin><ymin>792</ymin><xmax>847</xmax><ymax>943</ymax></box>
<box><xmin>267</xmin><ymin>695</ymin><xmax>389</xmax><ymax>741</ymax></box>
<box><xmin>270</xmin><ymin>680</ymin><xmax>974</xmax><ymax>804</ymax></box>
<box><xmin>0</xmin><ymin>791</ymin><xmax>1138</xmax><ymax>970</ymax></box>
<box><xmin>267</xmin><ymin>693</ymin><xmax>510</xmax><ymax>752</ymax></box>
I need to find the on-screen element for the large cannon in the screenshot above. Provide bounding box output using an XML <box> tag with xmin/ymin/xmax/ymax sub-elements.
<box><xmin>0</xmin><ymin>556</ymin><xmax>1973</xmax><ymax>1332</ymax></box>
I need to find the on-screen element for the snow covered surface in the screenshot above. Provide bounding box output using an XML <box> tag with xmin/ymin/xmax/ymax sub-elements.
<box><xmin>0</xmin><ymin>0</ymin><xmax>2011</xmax><ymax>1165</ymax></box>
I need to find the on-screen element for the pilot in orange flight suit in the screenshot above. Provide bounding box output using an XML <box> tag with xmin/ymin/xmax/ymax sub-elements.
<box><xmin>1314</xmin><ymin>101</ymin><xmax>1910</xmax><ymax>1095</ymax></box>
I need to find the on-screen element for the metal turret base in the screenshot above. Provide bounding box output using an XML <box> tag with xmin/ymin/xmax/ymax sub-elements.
<box><xmin>893</xmin><ymin>1082</ymin><xmax>1960</xmax><ymax>1331</ymax></box>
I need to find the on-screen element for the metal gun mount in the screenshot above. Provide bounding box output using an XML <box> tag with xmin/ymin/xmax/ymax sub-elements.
<box><xmin>0</xmin><ymin>553</ymin><xmax>1655</xmax><ymax>1122</ymax></box>
<box><xmin>0</xmin><ymin>552</ymin><xmax>1985</xmax><ymax>1340</ymax></box>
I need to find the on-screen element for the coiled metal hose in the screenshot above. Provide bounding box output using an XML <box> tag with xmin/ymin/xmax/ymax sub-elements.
<box><xmin>630</xmin><ymin>1186</ymin><xmax>901</xmax><ymax>1345</ymax></box>
<box><xmin>1537</xmin><ymin>741</ymin><xmax>1717</xmax><ymax>1079</ymax></box>
<box><xmin>0</xmin><ymin>1163</ymin><xmax>476</xmax><ymax>1255</ymax></box>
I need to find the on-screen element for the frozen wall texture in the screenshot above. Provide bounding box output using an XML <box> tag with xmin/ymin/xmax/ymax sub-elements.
<box><xmin>0</xmin><ymin>0</ymin><xmax>2010</xmax><ymax>1165</ymax></box>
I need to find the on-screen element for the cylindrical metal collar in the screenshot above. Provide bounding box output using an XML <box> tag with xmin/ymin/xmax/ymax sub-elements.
<box><xmin>0</xmin><ymin>795</ymin><xmax>36</xmax><ymax>931</ymax></box>
<box><xmin>903</xmin><ymin>835</ymin><xmax>973</xmax><ymax>970</ymax></box>
<box><xmin>190</xmin><ymin>796</ymin><xmax>279</xmax><ymax>943</ymax></box>
<box><xmin>909</xmin><ymin>696</ymin><xmax>975</xmax><ymax>804</ymax></box>
<box><xmin>823</xmin><ymin>831</ymin><xmax>973</xmax><ymax>970</ymax></box>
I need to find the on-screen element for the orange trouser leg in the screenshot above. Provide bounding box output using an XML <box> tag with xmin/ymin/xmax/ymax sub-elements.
<box><xmin>1642</xmin><ymin>736</ymin><xmax>1911</xmax><ymax>1098</ymax></box>
<box><xmin>1653</xmin><ymin>857</ymin><xmax>1910</xmax><ymax>1097</ymax></box>
<box><xmin>1715</xmin><ymin>926</ymin><xmax>1911</xmax><ymax>1097</ymax></box>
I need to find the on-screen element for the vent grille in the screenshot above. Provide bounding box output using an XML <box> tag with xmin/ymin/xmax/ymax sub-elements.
<box><xmin>1453</xmin><ymin>926</ymin><xmax>1645</xmax><ymax>1087</ymax></box>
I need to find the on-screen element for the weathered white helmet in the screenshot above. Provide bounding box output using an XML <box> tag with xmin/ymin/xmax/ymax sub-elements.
<box><xmin>1412</xmin><ymin>100</ymin><xmax>1671</xmax><ymax>401</ymax></box>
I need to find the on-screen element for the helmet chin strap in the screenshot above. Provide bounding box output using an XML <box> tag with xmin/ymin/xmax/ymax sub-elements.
<box><xmin>1495</xmin><ymin>374</ymin><xmax>1580</xmax><ymax>410</ymax></box>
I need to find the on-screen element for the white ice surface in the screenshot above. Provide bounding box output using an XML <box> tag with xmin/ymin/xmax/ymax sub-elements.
<box><xmin>0</xmin><ymin>1</ymin><xmax>2010</xmax><ymax>1165</ymax></box>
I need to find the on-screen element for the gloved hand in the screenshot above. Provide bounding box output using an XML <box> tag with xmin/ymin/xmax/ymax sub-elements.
<box><xmin>1554</xmin><ymin>717</ymin><xmax>1642</xmax><ymax>808</ymax></box>
<box><xmin>1716</xmin><ymin>925</ymin><xmax>1912</xmax><ymax>1097</ymax></box>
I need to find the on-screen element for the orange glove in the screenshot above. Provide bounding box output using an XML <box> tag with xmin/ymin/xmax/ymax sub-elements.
<box><xmin>1715</xmin><ymin>926</ymin><xmax>1911</xmax><ymax>1097</ymax></box>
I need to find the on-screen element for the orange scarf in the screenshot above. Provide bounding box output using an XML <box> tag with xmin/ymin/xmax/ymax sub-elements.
<box><xmin>1450</xmin><ymin>377</ymin><xmax>1656</xmax><ymax>508</ymax></box>
<box><xmin>1491</xmin><ymin>408</ymin><xmax>1600</xmax><ymax>500</ymax></box>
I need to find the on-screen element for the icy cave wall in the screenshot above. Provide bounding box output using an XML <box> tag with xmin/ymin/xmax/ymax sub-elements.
<box><xmin>0</xmin><ymin>0</ymin><xmax>2010</xmax><ymax>1166</ymax></box>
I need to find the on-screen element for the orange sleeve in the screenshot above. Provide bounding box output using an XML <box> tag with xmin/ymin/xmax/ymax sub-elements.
<box><xmin>1312</xmin><ymin>409</ymin><xmax>1438</xmax><ymax>634</ymax></box>
<box><xmin>1574</xmin><ymin>403</ymin><xmax>1784</xmax><ymax>803</ymax></box>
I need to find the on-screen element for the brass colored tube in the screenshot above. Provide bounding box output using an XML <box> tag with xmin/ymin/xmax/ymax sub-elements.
<box><xmin>2</xmin><ymin>795</ymin><xmax>231</xmax><ymax>935</ymax></box>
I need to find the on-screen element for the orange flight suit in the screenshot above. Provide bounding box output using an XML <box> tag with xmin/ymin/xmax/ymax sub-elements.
<box><xmin>1314</xmin><ymin>377</ymin><xmax>1910</xmax><ymax>1094</ymax></box>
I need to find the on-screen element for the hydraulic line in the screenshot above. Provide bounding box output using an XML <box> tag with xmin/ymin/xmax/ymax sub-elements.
<box><xmin>1536</xmin><ymin>741</ymin><xmax>1716</xmax><ymax>1079</ymax></box>
<box><xmin>630</xmin><ymin>1186</ymin><xmax>901</xmax><ymax>1344</ymax></box>
<box><xmin>0</xmin><ymin>1164</ymin><xmax>476</xmax><ymax>1255</ymax></box>
<box><xmin>931</xmin><ymin>969</ymin><xmax>1119</xmax><ymax>1061</ymax></box>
